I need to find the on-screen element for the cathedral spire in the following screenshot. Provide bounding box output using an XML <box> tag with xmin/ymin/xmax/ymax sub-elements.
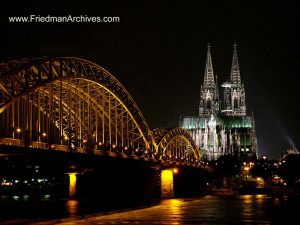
<box><xmin>223</xmin><ymin>42</ymin><xmax>246</xmax><ymax>116</ymax></box>
<box><xmin>203</xmin><ymin>43</ymin><xmax>215</xmax><ymax>88</ymax></box>
<box><xmin>230</xmin><ymin>42</ymin><xmax>241</xmax><ymax>85</ymax></box>
<box><xmin>199</xmin><ymin>43</ymin><xmax>219</xmax><ymax>117</ymax></box>
<box><xmin>215</xmin><ymin>74</ymin><xmax>219</xmax><ymax>99</ymax></box>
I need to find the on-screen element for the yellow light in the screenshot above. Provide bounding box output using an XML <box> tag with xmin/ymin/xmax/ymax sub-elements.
<box><xmin>112</xmin><ymin>144</ymin><xmax>116</xmax><ymax>148</ymax></box>
<box><xmin>42</xmin><ymin>132</ymin><xmax>47</xmax><ymax>137</ymax></box>
<box><xmin>256</xmin><ymin>177</ymin><xmax>262</xmax><ymax>181</ymax></box>
<box><xmin>99</xmin><ymin>142</ymin><xmax>102</xmax><ymax>145</ymax></box>
<box><xmin>124</xmin><ymin>146</ymin><xmax>128</xmax><ymax>150</ymax></box>
<box><xmin>161</xmin><ymin>170</ymin><xmax>174</xmax><ymax>198</ymax></box>
<box><xmin>262</xmin><ymin>156</ymin><xmax>267</xmax><ymax>160</ymax></box>
<box><xmin>16</xmin><ymin>128</ymin><xmax>21</xmax><ymax>133</ymax></box>
<box><xmin>69</xmin><ymin>173</ymin><xmax>77</xmax><ymax>198</ymax></box>
<box><xmin>64</xmin><ymin>136</ymin><xmax>68</xmax><ymax>140</ymax></box>
<box><xmin>256</xmin><ymin>194</ymin><xmax>265</xmax><ymax>198</ymax></box>
<box><xmin>173</xmin><ymin>168</ymin><xmax>178</xmax><ymax>174</ymax></box>
<box><xmin>167</xmin><ymin>199</ymin><xmax>183</xmax><ymax>214</ymax></box>
<box><xmin>135</xmin><ymin>149</ymin><xmax>139</xmax><ymax>152</ymax></box>
<box><xmin>244</xmin><ymin>167</ymin><xmax>250</xmax><ymax>171</ymax></box>
<box><xmin>242</xmin><ymin>195</ymin><xmax>252</xmax><ymax>199</ymax></box>
<box><xmin>83</xmin><ymin>139</ymin><xmax>87</xmax><ymax>143</ymax></box>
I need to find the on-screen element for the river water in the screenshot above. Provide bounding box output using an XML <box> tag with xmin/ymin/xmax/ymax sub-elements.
<box><xmin>0</xmin><ymin>195</ymin><xmax>299</xmax><ymax>224</ymax></box>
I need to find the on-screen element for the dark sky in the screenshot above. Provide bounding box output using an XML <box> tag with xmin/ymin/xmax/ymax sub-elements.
<box><xmin>1</xmin><ymin>0</ymin><xmax>299</xmax><ymax>159</ymax></box>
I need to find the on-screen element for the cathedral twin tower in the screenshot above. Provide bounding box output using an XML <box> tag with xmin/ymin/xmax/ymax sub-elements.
<box><xmin>199</xmin><ymin>43</ymin><xmax>246</xmax><ymax>118</ymax></box>
<box><xmin>180</xmin><ymin>43</ymin><xmax>257</xmax><ymax>160</ymax></box>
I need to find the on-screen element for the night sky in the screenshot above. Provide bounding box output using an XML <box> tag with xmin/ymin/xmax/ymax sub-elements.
<box><xmin>1</xmin><ymin>0</ymin><xmax>299</xmax><ymax>159</ymax></box>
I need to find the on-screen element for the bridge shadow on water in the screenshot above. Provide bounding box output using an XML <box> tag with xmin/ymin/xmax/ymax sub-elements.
<box><xmin>0</xmin><ymin>196</ymin><xmax>162</xmax><ymax>224</ymax></box>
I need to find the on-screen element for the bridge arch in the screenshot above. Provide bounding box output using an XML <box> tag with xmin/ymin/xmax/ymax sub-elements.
<box><xmin>0</xmin><ymin>57</ymin><xmax>201</xmax><ymax>164</ymax></box>
<box><xmin>0</xmin><ymin>57</ymin><xmax>153</xmax><ymax>151</ymax></box>
<box><xmin>154</xmin><ymin>128</ymin><xmax>202</xmax><ymax>163</ymax></box>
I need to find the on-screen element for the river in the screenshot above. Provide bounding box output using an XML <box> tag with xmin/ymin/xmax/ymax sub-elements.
<box><xmin>0</xmin><ymin>195</ymin><xmax>298</xmax><ymax>224</ymax></box>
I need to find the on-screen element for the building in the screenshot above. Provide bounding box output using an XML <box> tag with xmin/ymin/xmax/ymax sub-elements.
<box><xmin>179</xmin><ymin>43</ymin><xmax>257</xmax><ymax>160</ymax></box>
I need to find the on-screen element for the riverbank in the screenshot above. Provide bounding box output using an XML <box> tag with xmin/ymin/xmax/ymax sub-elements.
<box><xmin>208</xmin><ymin>186</ymin><xmax>300</xmax><ymax>196</ymax></box>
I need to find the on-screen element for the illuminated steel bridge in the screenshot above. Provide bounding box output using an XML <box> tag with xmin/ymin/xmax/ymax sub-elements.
<box><xmin>0</xmin><ymin>57</ymin><xmax>203</xmax><ymax>166</ymax></box>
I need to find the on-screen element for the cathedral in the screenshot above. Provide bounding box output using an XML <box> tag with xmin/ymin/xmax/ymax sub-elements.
<box><xmin>179</xmin><ymin>43</ymin><xmax>258</xmax><ymax>160</ymax></box>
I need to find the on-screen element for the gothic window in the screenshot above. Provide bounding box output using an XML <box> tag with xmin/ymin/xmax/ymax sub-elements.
<box><xmin>207</xmin><ymin>98</ymin><xmax>211</xmax><ymax>110</ymax></box>
<box><xmin>234</xmin><ymin>98</ymin><xmax>238</xmax><ymax>109</ymax></box>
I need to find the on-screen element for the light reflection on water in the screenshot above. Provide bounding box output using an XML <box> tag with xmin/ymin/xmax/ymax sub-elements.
<box><xmin>239</xmin><ymin>194</ymin><xmax>269</xmax><ymax>219</ymax></box>
<box><xmin>1</xmin><ymin>194</ymin><xmax>52</xmax><ymax>202</ymax></box>
<box><xmin>162</xmin><ymin>199</ymin><xmax>184</xmax><ymax>223</ymax></box>
<box><xmin>66</xmin><ymin>199</ymin><xmax>79</xmax><ymax>216</ymax></box>
<box><xmin>63</xmin><ymin>194</ymin><xmax>293</xmax><ymax>225</ymax></box>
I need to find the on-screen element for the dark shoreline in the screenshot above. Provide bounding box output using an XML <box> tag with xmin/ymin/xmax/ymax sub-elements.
<box><xmin>206</xmin><ymin>187</ymin><xmax>300</xmax><ymax>196</ymax></box>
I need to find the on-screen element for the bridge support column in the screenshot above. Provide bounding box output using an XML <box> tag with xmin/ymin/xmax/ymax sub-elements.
<box><xmin>68</xmin><ymin>173</ymin><xmax>77</xmax><ymax>198</ymax></box>
<box><xmin>161</xmin><ymin>170</ymin><xmax>174</xmax><ymax>198</ymax></box>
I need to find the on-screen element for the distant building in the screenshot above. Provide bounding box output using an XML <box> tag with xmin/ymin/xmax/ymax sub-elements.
<box><xmin>179</xmin><ymin>43</ymin><xmax>257</xmax><ymax>160</ymax></box>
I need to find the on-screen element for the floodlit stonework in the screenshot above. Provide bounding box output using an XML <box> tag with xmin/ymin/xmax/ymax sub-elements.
<box><xmin>180</xmin><ymin>43</ymin><xmax>257</xmax><ymax>160</ymax></box>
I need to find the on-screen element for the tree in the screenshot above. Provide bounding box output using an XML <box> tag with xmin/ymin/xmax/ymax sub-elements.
<box><xmin>213</xmin><ymin>155</ymin><xmax>242</xmax><ymax>187</ymax></box>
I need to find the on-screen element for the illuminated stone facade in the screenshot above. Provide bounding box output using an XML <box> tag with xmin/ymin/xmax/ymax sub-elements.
<box><xmin>179</xmin><ymin>43</ymin><xmax>257</xmax><ymax>160</ymax></box>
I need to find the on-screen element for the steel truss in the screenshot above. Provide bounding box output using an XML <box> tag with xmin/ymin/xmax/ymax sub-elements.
<box><xmin>0</xmin><ymin>57</ymin><xmax>202</xmax><ymax>164</ymax></box>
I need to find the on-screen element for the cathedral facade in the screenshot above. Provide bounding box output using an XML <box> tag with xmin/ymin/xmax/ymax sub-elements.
<box><xmin>179</xmin><ymin>43</ymin><xmax>257</xmax><ymax>160</ymax></box>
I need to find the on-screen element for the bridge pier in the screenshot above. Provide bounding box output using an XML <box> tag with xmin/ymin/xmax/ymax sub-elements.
<box><xmin>161</xmin><ymin>169</ymin><xmax>174</xmax><ymax>198</ymax></box>
<box><xmin>68</xmin><ymin>173</ymin><xmax>77</xmax><ymax>198</ymax></box>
